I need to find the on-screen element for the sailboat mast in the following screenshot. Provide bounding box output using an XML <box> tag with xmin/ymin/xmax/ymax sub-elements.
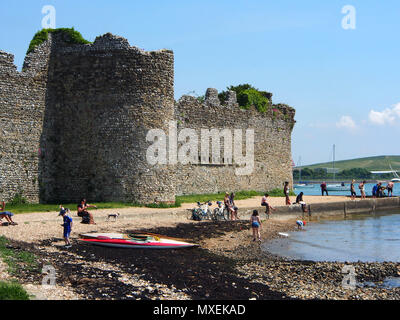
<box><xmin>333</xmin><ymin>144</ymin><xmax>336</xmax><ymax>181</ymax></box>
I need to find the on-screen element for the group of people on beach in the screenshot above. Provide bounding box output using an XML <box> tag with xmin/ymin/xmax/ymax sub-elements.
<box><xmin>0</xmin><ymin>197</ymin><xmax>97</xmax><ymax>248</ymax></box>
<box><xmin>320</xmin><ymin>180</ymin><xmax>395</xmax><ymax>199</ymax></box>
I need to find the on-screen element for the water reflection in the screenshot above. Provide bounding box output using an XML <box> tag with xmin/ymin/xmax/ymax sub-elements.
<box><xmin>263</xmin><ymin>212</ymin><xmax>400</xmax><ymax>262</ymax></box>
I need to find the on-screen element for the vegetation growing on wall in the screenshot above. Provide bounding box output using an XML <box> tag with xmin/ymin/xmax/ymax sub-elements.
<box><xmin>27</xmin><ymin>28</ymin><xmax>91</xmax><ymax>54</ymax></box>
<box><xmin>218</xmin><ymin>84</ymin><xmax>272</xmax><ymax>113</ymax></box>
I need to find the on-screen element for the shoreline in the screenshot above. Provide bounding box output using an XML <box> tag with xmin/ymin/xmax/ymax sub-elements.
<box><xmin>1</xmin><ymin>196</ymin><xmax>400</xmax><ymax>300</ymax></box>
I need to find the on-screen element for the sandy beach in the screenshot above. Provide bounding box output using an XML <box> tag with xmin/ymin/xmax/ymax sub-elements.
<box><xmin>1</xmin><ymin>195</ymin><xmax>400</xmax><ymax>300</ymax></box>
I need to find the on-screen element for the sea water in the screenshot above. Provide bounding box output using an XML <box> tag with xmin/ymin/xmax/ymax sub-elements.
<box><xmin>293</xmin><ymin>182</ymin><xmax>399</xmax><ymax>197</ymax></box>
<box><xmin>263</xmin><ymin>212</ymin><xmax>400</xmax><ymax>263</ymax></box>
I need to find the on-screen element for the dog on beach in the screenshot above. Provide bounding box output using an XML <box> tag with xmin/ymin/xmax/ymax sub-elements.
<box><xmin>107</xmin><ymin>213</ymin><xmax>120</xmax><ymax>222</ymax></box>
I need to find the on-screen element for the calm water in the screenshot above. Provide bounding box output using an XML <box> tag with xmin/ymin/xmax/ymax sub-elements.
<box><xmin>263</xmin><ymin>212</ymin><xmax>400</xmax><ymax>263</ymax></box>
<box><xmin>293</xmin><ymin>182</ymin><xmax>399</xmax><ymax>197</ymax></box>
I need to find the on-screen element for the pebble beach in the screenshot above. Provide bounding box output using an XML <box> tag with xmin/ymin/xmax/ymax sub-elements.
<box><xmin>1</xmin><ymin>195</ymin><xmax>400</xmax><ymax>300</ymax></box>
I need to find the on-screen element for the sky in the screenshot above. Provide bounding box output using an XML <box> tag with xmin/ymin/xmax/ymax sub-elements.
<box><xmin>1</xmin><ymin>0</ymin><xmax>399</xmax><ymax>166</ymax></box>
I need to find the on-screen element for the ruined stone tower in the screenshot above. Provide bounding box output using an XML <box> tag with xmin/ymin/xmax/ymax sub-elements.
<box><xmin>0</xmin><ymin>30</ymin><xmax>295</xmax><ymax>204</ymax></box>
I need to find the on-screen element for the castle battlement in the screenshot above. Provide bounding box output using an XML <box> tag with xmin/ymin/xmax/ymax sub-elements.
<box><xmin>0</xmin><ymin>29</ymin><xmax>295</xmax><ymax>204</ymax></box>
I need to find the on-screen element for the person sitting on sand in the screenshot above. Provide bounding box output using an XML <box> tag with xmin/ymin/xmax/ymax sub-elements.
<box><xmin>295</xmin><ymin>192</ymin><xmax>308</xmax><ymax>213</ymax></box>
<box><xmin>250</xmin><ymin>210</ymin><xmax>262</xmax><ymax>242</ymax></box>
<box><xmin>0</xmin><ymin>201</ymin><xmax>18</xmax><ymax>226</ymax></box>
<box><xmin>77</xmin><ymin>198</ymin><xmax>97</xmax><ymax>224</ymax></box>
<box><xmin>296</xmin><ymin>220</ymin><xmax>306</xmax><ymax>230</ymax></box>
<box><xmin>261</xmin><ymin>193</ymin><xmax>276</xmax><ymax>219</ymax></box>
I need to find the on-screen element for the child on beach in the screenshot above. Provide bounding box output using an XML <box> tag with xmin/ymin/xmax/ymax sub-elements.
<box><xmin>261</xmin><ymin>194</ymin><xmax>276</xmax><ymax>219</ymax></box>
<box><xmin>284</xmin><ymin>182</ymin><xmax>291</xmax><ymax>205</ymax></box>
<box><xmin>59</xmin><ymin>207</ymin><xmax>73</xmax><ymax>248</ymax></box>
<box><xmin>250</xmin><ymin>210</ymin><xmax>262</xmax><ymax>242</ymax></box>
<box><xmin>296</xmin><ymin>220</ymin><xmax>306</xmax><ymax>230</ymax></box>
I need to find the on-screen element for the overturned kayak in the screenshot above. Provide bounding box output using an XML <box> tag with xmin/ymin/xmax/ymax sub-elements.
<box><xmin>79</xmin><ymin>233</ymin><xmax>198</xmax><ymax>249</ymax></box>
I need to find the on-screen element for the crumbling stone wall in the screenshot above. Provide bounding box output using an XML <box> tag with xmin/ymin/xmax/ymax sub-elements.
<box><xmin>0</xmin><ymin>41</ymin><xmax>51</xmax><ymax>202</ymax></box>
<box><xmin>39</xmin><ymin>33</ymin><xmax>175</xmax><ymax>203</ymax></box>
<box><xmin>174</xmin><ymin>89</ymin><xmax>295</xmax><ymax>195</ymax></box>
<box><xmin>0</xmin><ymin>30</ymin><xmax>295</xmax><ymax>204</ymax></box>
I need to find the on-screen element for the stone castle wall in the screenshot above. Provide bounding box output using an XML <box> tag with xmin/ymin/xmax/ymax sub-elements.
<box><xmin>0</xmin><ymin>40</ymin><xmax>52</xmax><ymax>202</ymax></box>
<box><xmin>0</xmin><ymin>31</ymin><xmax>295</xmax><ymax>204</ymax></box>
<box><xmin>173</xmin><ymin>89</ymin><xmax>295</xmax><ymax>196</ymax></box>
<box><xmin>39</xmin><ymin>33</ymin><xmax>176</xmax><ymax>203</ymax></box>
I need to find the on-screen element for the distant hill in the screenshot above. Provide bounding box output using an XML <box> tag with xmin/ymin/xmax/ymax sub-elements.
<box><xmin>296</xmin><ymin>155</ymin><xmax>400</xmax><ymax>172</ymax></box>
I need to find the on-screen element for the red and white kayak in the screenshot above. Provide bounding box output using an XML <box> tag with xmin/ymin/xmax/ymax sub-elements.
<box><xmin>79</xmin><ymin>233</ymin><xmax>198</xmax><ymax>249</ymax></box>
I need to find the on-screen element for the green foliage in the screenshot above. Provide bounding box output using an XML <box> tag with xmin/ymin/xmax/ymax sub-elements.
<box><xmin>218</xmin><ymin>84</ymin><xmax>271</xmax><ymax>113</ymax></box>
<box><xmin>237</xmin><ymin>88</ymin><xmax>270</xmax><ymax>112</ymax></box>
<box><xmin>27</xmin><ymin>27</ymin><xmax>91</xmax><ymax>54</ymax></box>
<box><xmin>293</xmin><ymin>167</ymin><xmax>375</xmax><ymax>180</ymax></box>
<box><xmin>176</xmin><ymin>189</ymin><xmax>294</xmax><ymax>204</ymax></box>
<box><xmin>9</xmin><ymin>189</ymin><xmax>27</xmax><ymax>205</ymax></box>
<box><xmin>0</xmin><ymin>281</ymin><xmax>30</xmax><ymax>300</ymax></box>
<box><xmin>0</xmin><ymin>236</ymin><xmax>39</xmax><ymax>276</ymax></box>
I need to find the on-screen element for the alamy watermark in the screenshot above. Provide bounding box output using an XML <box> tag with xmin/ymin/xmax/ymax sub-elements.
<box><xmin>41</xmin><ymin>264</ymin><xmax>56</xmax><ymax>289</ymax></box>
<box><xmin>42</xmin><ymin>5</ymin><xmax>56</xmax><ymax>29</ymax></box>
<box><xmin>341</xmin><ymin>5</ymin><xmax>356</xmax><ymax>30</ymax></box>
<box><xmin>146</xmin><ymin>121</ymin><xmax>255</xmax><ymax>176</ymax></box>
<box><xmin>341</xmin><ymin>265</ymin><xmax>356</xmax><ymax>289</ymax></box>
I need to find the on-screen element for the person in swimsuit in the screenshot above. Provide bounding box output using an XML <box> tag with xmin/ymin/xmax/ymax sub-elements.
<box><xmin>261</xmin><ymin>193</ymin><xmax>276</xmax><ymax>218</ymax></box>
<box><xmin>284</xmin><ymin>182</ymin><xmax>291</xmax><ymax>205</ymax></box>
<box><xmin>296</xmin><ymin>220</ymin><xmax>307</xmax><ymax>230</ymax></box>
<box><xmin>250</xmin><ymin>210</ymin><xmax>262</xmax><ymax>242</ymax></box>
<box><xmin>229</xmin><ymin>193</ymin><xmax>239</xmax><ymax>220</ymax></box>
<box><xmin>387</xmin><ymin>181</ymin><xmax>394</xmax><ymax>197</ymax></box>
<box><xmin>224</xmin><ymin>193</ymin><xmax>234</xmax><ymax>220</ymax></box>
<box><xmin>359</xmin><ymin>181</ymin><xmax>366</xmax><ymax>199</ymax></box>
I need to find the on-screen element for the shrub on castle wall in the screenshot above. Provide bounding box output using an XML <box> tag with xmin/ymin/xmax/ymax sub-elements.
<box><xmin>218</xmin><ymin>84</ymin><xmax>272</xmax><ymax>113</ymax></box>
<box><xmin>27</xmin><ymin>27</ymin><xmax>91</xmax><ymax>54</ymax></box>
<box><xmin>237</xmin><ymin>88</ymin><xmax>270</xmax><ymax>113</ymax></box>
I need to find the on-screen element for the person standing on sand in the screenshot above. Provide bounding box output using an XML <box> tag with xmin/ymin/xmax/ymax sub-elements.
<box><xmin>59</xmin><ymin>207</ymin><xmax>73</xmax><ymax>248</ymax></box>
<box><xmin>250</xmin><ymin>210</ymin><xmax>262</xmax><ymax>242</ymax></box>
<box><xmin>387</xmin><ymin>181</ymin><xmax>394</xmax><ymax>197</ymax></box>
<box><xmin>350</xmin><ymin>180</ymin><xmax>357</xmax><ymax>200</ymax></box>
<box><xmin>359</xmin><ymin>181</ymin><xmax>366</xmax><ymax>199</ymax></box>
<box><xmin>224</xmin><ymin>192</ymin><xmax>234</xmax><ymax>219</ymax></box>
<box><xmin>284</xmin><ymin>182</ymin><xmax>291</xmax><ymax>205</ymax></box>
<box><xmin>229</xmin><ymin>193</ymin><xmax>239</xmax><ymax>220</ymax></box>
<box><xmin>320</xmin><ymin>182</ymin><xmax>328</xmax><ymax>196</ymax></box>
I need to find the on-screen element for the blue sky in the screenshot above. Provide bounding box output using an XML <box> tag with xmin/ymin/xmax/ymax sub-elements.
<box><xmin>1</xmin><ymin>0</ymin><xmax>399</xmax><ymax>166</ymax></box>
